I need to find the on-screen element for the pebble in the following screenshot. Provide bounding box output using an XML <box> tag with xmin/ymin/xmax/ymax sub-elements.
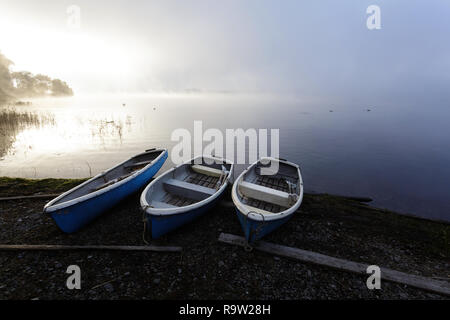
<box><xmin>104</xmin><ymin>283</ymin><xmax>114</xmax><ymax>293</ymax></box>
<box><xmin>0</xmin><ymin>184</ymin><xmax>446</xmax><ymax>300</ymax></box>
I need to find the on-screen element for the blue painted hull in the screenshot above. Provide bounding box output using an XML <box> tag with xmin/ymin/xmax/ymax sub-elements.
<box><xmin>50</xmin><ymin>151</ymin><xmax>168</xmax><ymax>233</ymax></box>
<box><xmin>236</xmin><ymin>209</ymin><xmax>293</xmax><ymax>243</ymax></box>
<box><xmin>148</xmin><ymin>193</ymin><xmax>223</xmax><ymax>239</ymax></box>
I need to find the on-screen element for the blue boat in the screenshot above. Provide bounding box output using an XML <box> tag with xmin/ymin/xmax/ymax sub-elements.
<box><xmin>140</xmin><ymin>155</ymin><xmax>234</xmax><ymax>238</ymax></box>
<box><xmin>231</xmin><ymin>157</ymin><xmax>304</xmax><ymax>243</ymax></box>
<box><xmin>44</xmin><ymin>148</ymin><xmax>168</xmax><ymax>233</ymax></box>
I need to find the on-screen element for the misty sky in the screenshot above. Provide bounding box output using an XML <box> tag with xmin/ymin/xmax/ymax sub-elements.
<box><xmin>1</xmin><ymin>0</ymin><xmax>450</xmax><ymax>105</ymax></box>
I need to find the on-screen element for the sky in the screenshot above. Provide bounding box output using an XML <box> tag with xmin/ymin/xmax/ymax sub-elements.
<box><xmin>1</xmin><ymin>0</ymin><xmax>450</xmax><ymax>105</ymax></box>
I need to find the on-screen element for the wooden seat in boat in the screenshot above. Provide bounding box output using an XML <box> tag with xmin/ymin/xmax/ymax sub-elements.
<box><xmin>191</xmin><ymin>164</ymin><xmax>223</xmax><ymax>177</ymax></box>
<box><xmin>124</xmin><ymin>160</ymin><xmax>152</xmax><ymax>170</ymax></box>
<box><xmin>239</xmin><ymin>181</ymin><xmax>291</xmax><ymax>208</ymax></box>
<box><xmin>163</xmin><ymin>179</ymin><xmax>216</xmax><ymax>201</ymax></box>
<box><xmin>150</xmin><ymin>201</ymin><xmax>177</xmax><ymax>209</ymax></box>
<box><xmin>90</xmin><ymin>172</ymin><xmax>133</xmax><ymax>192</ymax></box>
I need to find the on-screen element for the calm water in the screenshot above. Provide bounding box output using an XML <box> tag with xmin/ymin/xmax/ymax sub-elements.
<box><xmin>1</xmin><ymin>94</ymin><xmax>449</xmax><ymax>221</ymax></box>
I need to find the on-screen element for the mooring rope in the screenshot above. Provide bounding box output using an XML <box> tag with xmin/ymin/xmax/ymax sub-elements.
<box><xmin>142</xmin><ymin>205</ymin><xmax>152</xmax><ymax>245</ymax></box>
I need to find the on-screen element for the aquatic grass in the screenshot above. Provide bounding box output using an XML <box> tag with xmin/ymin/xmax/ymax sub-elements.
<box><xmin>0</xmin><ymin>107</ymin><xmax>56</xmax><ymax>157</ymax></box>
<box><xmin>0</xmin><ymin>107</ymin><xmax>55</xmax><ymax>129</ymax></box>
<box><xmin>89</xmin><ymin>116</ymin><xmax>131</xmax><ymax>145</ymax></box>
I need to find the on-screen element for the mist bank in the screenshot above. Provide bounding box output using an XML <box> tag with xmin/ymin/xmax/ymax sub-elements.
<box><xmin>0</xmin><ymin>51</ymin><xmax>73</xmax><ymax>104</ymax></box>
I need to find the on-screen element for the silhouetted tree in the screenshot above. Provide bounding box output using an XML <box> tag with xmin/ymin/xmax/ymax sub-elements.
<box><xmin>0</xmin><ymin>51</ymin><xmax>73</xmax><ymax>102</ymax></box>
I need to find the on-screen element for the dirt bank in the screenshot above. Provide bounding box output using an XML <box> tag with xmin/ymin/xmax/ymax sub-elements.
<box><xmin>0</xmin><ymin>177</ymin><xmax>448</xmax><ymax>299</ymax></box>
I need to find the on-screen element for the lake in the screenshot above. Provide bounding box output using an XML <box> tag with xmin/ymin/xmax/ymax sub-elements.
<box><xmin>1</xmin><ymin>93</ymin><xmax>449</xmax><ymax>222</ymax></box>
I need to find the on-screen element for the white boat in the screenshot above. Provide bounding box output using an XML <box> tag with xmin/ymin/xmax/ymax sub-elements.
<box><xmin>231</xmin><ymin>157</ymin><xmax>303</xmax><ymax>242</ymax></box>
<box><xmin>140</xmin><ymin>155</ymin><xmax>234</xmax><ymax>238</ymax></box>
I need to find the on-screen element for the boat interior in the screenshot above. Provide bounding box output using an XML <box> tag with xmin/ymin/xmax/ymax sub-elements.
<box><xmin>236</xmin><ymin>159</ymin><xmax>300</xmax><ymax>215</ymax></box>
<box><xmin>51</xmin><ymin>149</ymin><xmax>165</xmax><ymax>205</ymax></box>
<box><xmin>145</xmin><ymin>157</ymin><xmax>232</xmax><ymax>210</ymax></box>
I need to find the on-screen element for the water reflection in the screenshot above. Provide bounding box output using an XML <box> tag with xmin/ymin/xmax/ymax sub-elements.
<box><xmin>0</xmin><ymin>107</ymin><xmax>56</xmax><ymax>158</ymax></box>
<box><xmin>0</xmin><ymin>100</ymin><xmax>138</xmax><ymax>178</ymax></box>
<box><xmin>89</xmin><ymin>116</ymin><xmax>133</xmax><ymax>146</ymax></box>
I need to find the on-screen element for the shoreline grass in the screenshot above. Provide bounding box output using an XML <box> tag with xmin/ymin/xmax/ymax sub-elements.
<box><xmin>0</xmin><ymin>177</ymin><xmax>88</xmax><ymax>197</ymax></box>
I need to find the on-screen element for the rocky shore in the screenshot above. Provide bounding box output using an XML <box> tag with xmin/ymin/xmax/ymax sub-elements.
<box><xmin>0</xmin><ymin>177</ymin><xmax>448</xmax><ymax>299</ymax></box>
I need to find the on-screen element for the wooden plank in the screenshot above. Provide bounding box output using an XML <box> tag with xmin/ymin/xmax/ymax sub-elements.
<box><xmin>0</xmin><ymin>194</ymin><xmax>60</xmax><ymax>201</ymax></box>
<box><xmin>191</xmin><ymin>164</ymin><xmax>223</xmax><ymax>177</ymax></box>
<box><xmin>124</xmin><ymin>160</ymin><xmax>152</xmax><ymax>170</ymax></box>
<box><xmin>218</xmin><ymin>233</ymin><xmax>450</xmax><ymax>296</ymax></box>
<box><xmin>304</xmin><ymin>192</ymin><xmax>372</xmax><ymax>203</ymax></box>
<box><xmin>0</xmin><ymin>244</ymin><xmax>182</xmax><ymax>252</ymax></box>
<box><xmin>164</xmin><ymin>179</ymin><xmax>215</xmax><ymax>201</ymax></box>
<box><xmin>150</xmin><ymin>201</ymin><xmax>178</xmax><ymax>209</ymax></box>
<box><xmin>239</xmin><ymin>181</ymin><xmax>291</xmax><ymax>207</ymax></box>
<box><xmin>91</xmin><ymin>172</ymin><xmax>134</xmax><ymax>192</ymax></box>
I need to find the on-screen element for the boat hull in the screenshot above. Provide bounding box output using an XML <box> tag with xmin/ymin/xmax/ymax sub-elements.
<box><xmin>235</xmin><ymin>209</ymin><xmax>293</xmax><ymax>243</ymax></box>
<box><xmin>148</xmin><ymin>192</ymin><xmax>223</xmax><ymax>239</ymax></box>
<box><xmin>50</xmin><ymin>151</ymin><xmax>168</xmax><ymax>233</ymax></box>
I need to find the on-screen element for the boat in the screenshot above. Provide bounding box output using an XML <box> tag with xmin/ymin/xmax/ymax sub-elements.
<box><xmin>44</xmin><ymin>148</ymin><xmax>168</xmax><ymax>233</ymax></box>
<box><xmin>140</xmin><ymin>155</ymin><xmax>234</xmax><ymax>238</ymax></box>
<box><xmin>231</xmin><ymin>157</ymin><xmax>303</xmax><ymax>243</ymax></box>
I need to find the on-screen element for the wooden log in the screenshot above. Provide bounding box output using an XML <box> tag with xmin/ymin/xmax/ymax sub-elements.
<box><xmin>0</xmin><ymin>194</ymin><xmax>60</xmax><ymax>201</ymax></box>
<box><xmin>0</xmin><ymin>244</ymin><xmax>182</xmax><ymax>252</ymax></box>
<box><xmin>218</xmin><ymin>233</ymin><xmax>450</xmax><ymax>296</ymax></box>
<box><xmin>304</xmin><ymin>192</ymin><xmax>373</xmax><ymax>202</ymax></box>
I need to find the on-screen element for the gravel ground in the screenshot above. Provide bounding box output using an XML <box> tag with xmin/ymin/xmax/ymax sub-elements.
<box><xmin>0</xmin><ymin>179</ymin><xmax>449</xmax><ymax>300</ymax></box>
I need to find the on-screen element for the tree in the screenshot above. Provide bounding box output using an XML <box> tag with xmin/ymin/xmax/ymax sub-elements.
<box><xmin>0</xmin><ymin>50</ymin><xmax>74</xmax><ymax>102</ymax></box>
<box><xmin>0</xmin><ymin>52</ymin><xmax>14</xmax><ymax>102</ymax></box>
<box><xmin>51</xmin><ymin>79</ymin><xmax>73</xmax><ymax>96</ymax></box>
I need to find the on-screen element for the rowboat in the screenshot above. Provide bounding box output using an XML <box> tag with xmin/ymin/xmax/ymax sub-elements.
<box><xmin>44</xmin><ymin>148</ymin><xmax>168</xmax><ymax>233</ymax></box>
<box><xmin>140</xmin><ymin>155</ymin><xmax>234</xmax><ymax>238</ymax></box>
<box><xmin>231</xmin><ymin>157</ymin><xmax>303</xmax><ymax>243</ymax></box>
